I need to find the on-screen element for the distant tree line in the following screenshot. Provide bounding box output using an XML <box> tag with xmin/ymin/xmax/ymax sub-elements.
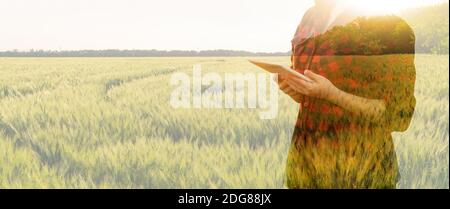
<box><xmin>0</xmin><ymin>49</ymin><xmax>289</xmax><ymax>57</ymax></box>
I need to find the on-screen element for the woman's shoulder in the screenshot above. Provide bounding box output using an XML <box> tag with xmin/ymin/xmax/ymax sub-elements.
<box><xmin>337</xmin><ymin>8</ymin><xmax>412</xmax><ymax>32</ymax></box>
<box><xmin>320</xmin><ymin>12</ymin><xmax>415</xmax><ymax>55</ymax></box>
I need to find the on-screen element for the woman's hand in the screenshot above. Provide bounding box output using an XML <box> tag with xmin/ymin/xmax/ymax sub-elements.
<box><xmin>285</xmin><ymin>69</ymin><xmax>387</xmax><ymax>119</ymax></box>
<box><xmin>285</xmin><ymin>70</ymin><xmax>338</xmax><ymax>101</ymax></box>
<box><xmin>277</xmin><ymin>75</ymin><xmax>302</xmax><ymax>103</ymax></box>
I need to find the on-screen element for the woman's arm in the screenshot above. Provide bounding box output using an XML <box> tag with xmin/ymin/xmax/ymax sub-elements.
<box><xmin>285</xmin><ymin>70</ymin><xmax>386</xmax><ymax>120</ymax></box>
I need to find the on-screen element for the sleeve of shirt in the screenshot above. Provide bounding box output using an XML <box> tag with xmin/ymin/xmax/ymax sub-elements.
<box><xmin>357</xmin><ymin>17</ymin><xmax>417</xmax><ymax>132</ymax></box>
<box><xmin>364</xmin><ymin>54</ymin><xmax>416</xmax><ymax>133</ymax></box>
<box><xmin>381</xmin><ymin>56</ymin><xmax>416</xmax><ymax>132</ymax></box>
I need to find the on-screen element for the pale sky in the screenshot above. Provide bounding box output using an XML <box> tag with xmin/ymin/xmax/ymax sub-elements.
<box><xmin>0</xmin><ymin>0</ymin><xmax>446</xmax><ymax>52</ymax></box>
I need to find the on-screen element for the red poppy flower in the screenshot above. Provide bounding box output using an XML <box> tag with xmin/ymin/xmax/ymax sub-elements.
<box><xmin>348</xmin><ymin>79</ymin><xmax>359</xmax><ymax>88</ymax></box>
<box><xmin>309</xmin><ymin>103</ymin><xmax>317</xmax><ymax>112</ymax></box>
<box><xmin>306</xmin><ymin>118</ymin><xmax>314</xmax><ymax>129</ymax></box>
<box><xmin>300</xmin><ymin>55</ymin><xmax>308</xmax><ymax>63</ymax></box>
<box><xmin>334</xmin><ymin>123</ymin><xmax>344</xmax><ymax>131</ymax></box>
<box><xmin>318</xmin><ymin>121</ymin><xmax>329</xmax><ymax>131</ymax></box>
<box><xmin>331</xmin><ymin>106</ymin><xmax>344</xmax><ymax>117</ymax></box>
<box><xmin>320</xmin><ymin>104</ymin><xmax>330</xmax><ymax>114</ymax></box>
<box><xmin>312</xmin><ymin>56</ymin><xmax>321</xmax><ymax>63</ymax></box>
<box><xmin>326</xmin><ymin>49</ymin><xmax>336</xmax><ymax>56</ymax></box>
<box><xmin>328</xmin><ymin>61</ymin><xmax>339</xmax><ymax>72</ymax></box>
<box><xmin>344</xmin><ymin>56</ymin><xmax>353</xmax><ymax>64</ymax></box>
<box><xmin>318</xmin><ymin>70</ymin><xmax>327</xmax><ymax>77</ymax></box>
<box><xmin>342</xmin><ymin>47</ymin><xmax>352</xmax><ymax>54</ymax></box>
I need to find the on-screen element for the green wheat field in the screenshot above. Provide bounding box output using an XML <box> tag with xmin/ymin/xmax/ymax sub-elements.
<box><xmin>0</xmin><ymin>55</ymin><xmax>448</xmax><ymax>189</ymax></box>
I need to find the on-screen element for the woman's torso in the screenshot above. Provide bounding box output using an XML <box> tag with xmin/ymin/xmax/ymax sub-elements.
<box><xmin>285</xmin><ymin>6</ymin><xmax>414</xmax><ymax>188</ymax></box>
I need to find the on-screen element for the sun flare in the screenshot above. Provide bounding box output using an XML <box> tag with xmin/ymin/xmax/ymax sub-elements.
<box><xmin>347</xmin><ymin>0</ymin><xmax>443</xmax><ymax>14</ymax></box>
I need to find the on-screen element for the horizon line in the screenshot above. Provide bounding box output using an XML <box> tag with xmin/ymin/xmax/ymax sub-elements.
<box><xmin>0</xmin><ymin>48</ymin><xmax>290</xmax><ymax>53</ymax></box>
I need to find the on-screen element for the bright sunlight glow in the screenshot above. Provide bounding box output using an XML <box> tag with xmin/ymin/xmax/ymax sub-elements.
<box><xmin>348</xmin><ymin>0</ymin><xmax>445</xmax><ymax>14</ymax></box>
<box><xmin>0</xmin><ymin>0</ymin><xmax>447</xmax><ymax>51</ymax></box>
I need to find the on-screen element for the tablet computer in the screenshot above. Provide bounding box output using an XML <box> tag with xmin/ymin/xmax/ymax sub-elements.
<box><xmin>248</xmin><ymin>60</ymin><xmax>313</xmax><ymax>82</ymax></box>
